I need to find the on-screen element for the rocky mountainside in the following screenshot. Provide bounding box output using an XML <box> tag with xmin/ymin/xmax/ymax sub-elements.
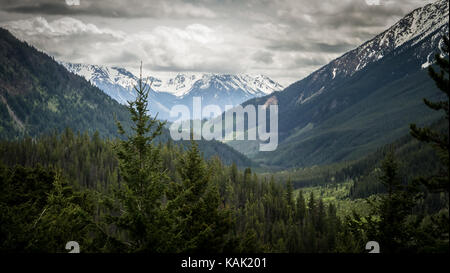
<box><xmin>281</xmin><ymin>0</ymin><xmax>449</xmax><ymax>108</ymax></box>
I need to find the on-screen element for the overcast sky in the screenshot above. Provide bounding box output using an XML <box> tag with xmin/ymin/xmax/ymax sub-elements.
<box><xmin>0</xmin><ymin>0</ymin><xmax>436</xmax><ymax>86</ymax></box>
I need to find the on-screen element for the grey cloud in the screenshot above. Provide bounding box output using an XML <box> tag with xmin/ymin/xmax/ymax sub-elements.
<box><xmin>266</xmin><ymin>40</ymin><xmax>355</xmax><ymax>53</ymax></box>
<box><xmin>0</xmin><ymin>0</ymin><xmax>217</xmax><ymax>19</ymax></box>
<box><xmin>4</xmin><ymin>2</ymin><xmax>76</xmax><ymax>15</ymax></box>
<box><xmin>315</xmin><ymin>42</ymin><xmax>355</xmax><ymax>53</ymax></box>
<box><xmin>103</xmin><ymin>50</ymin><xmax>141</xmax><ymax>65</ymax></box>
<box><xmin>143</xmin><ymin>62</ymin><xmax>241</xmax><ymax>74</ymax></box>
<box><xmin>320</xmin><ymin>2</ymin><xmax>406</xmax><ymax>29</ymax></box>
<box><xmin>293</xmin><ymin>55</ymin><xmax>331</xmax><ymax>67</ymax></box>
<box><xmin>252</xmin><ymin>50</ymin><xmax>274</xmax><ymax>64</ymax></box>
<box><xmin>0</xmin><ymin>0</ymin><xmax>436</xmax><ymax>85</ymax></box>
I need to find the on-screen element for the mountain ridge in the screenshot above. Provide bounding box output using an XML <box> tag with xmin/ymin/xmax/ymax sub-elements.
<box><xmin>0</xmin><ymin>27</ymin><xmax>133</xmax><ymax>139</ymax></box>
<box><xmin>227</xmin><ymin>0</ymin><xmax>449</xmax><ymax>167</ymax></box>
<box><xmin>277</xmin><ymin>0</ymin><xmax>449</xmax><ymax>109</ymax></box>
<box><xmin>61</xmin><ymin>62</ymin><xmax>283</xmax><ymax>121</ymax></box>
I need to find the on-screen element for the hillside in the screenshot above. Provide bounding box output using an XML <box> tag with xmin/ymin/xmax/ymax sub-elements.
<box><xmin>0</xmin><ymin>28</ymin><xmax>132</xmax><ymax>139</ymax></box>
<box><xmin>226</xmin><ymin>0</ymin><xmax>449</xmax><ymax>168</ymax></box>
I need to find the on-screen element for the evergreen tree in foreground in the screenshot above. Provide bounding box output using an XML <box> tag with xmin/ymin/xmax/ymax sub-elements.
<box><xmin>168</xmin><ymin>140</ymin><xmax>233</xmax><ymax>252</ymax></box>
<box><xmin>0</xmin><ymin>165</ymin><xmax>94</xmax><ymax>252</ymax></box>
<box><xmin>409</xmin><ymin>35</ymin><xmax>449</xmax><ymax>253</ymax></box>
<box><xmin>410</xmin><ymin>36</ymin><xmax>449</xmax><ymax>193</ymax></box>
<box><xmin>107</xmin><ymin>64</ymin><xmax>173</xmax><ymax>252</ymax></box>
<box><xmin>367</xmin><ymin>152</ymin><xmax>417</xmax><ymax>253</ymax></box>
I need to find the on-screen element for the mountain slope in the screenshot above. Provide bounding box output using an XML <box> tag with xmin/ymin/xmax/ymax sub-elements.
<box><xmin>61</xmin><ymin>62</ymin><xmax>283</xmax><ymax>121</ymax></box>
<box><xmin>227</xmin><ymin>0</ymin><xmax>449</xmax><ymax>167</ymax></box>
<box><xmin>276</xmin><ymin>0</ymin><xmax>448</xmax><ymax>111</ymax></box>
<box><xmin>0</xmin><ymin>28</ymin><xmax>132</xmax><ymax>139</ymax></box>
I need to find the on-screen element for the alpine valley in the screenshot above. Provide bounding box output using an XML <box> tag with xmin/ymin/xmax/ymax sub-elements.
<box><xmin>0</xmin><ymin>0</ymin><xmax>448</xmax><ymax>255</ymax></box>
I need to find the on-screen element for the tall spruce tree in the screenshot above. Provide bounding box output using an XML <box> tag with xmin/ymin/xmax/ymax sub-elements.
<box><xmin>32</xmin><ymin>170</ymin><xmax>95</xmax><ymax>252</ymax></box>
<box><xmin>368</xmin><ymin>152</ymin><xmax>416</xmax><ymax>253</ymax></box>
<box><xmin>296</xmin><ymin>190</ymin><xmax>306</xmax><ymax>226</ymax></box>
<box><xmin>410</xmin><ymin>36</ymin><xmax>449</xmax><ymax>193</ymax></box>
<box><xmin>409</xmin><ymin>35</ymin><xmax>449</xmax><ymax>253</ymax></box>
<box><xmin>107</xmin><ymin>63</ymin><xmax>173</xmax><ymax>252</ymax></box>
<box><xmin>170</xmin><ymin>140</ymin><xmax>233</xmax><ymax>252</ymax></box>
<box><xmin>286</xmin><ymin>178</ymin><xmax>294</xmax><ymax>210</ymax></box>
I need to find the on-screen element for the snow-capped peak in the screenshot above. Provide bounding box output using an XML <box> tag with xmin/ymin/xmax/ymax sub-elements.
<box><xmin>146</xmin><ymin>72</ymin><xmax>283</xmax><ymax>97</ymax></box>
<box><xmin>61</xmin><ymin>62</ymin><xmax>138</xmax><ymax>90</ymax></box>
<box><xmin>61</xmin><ymin>62</ymin><xmax>283</xmax><ymax>98</ymax></box>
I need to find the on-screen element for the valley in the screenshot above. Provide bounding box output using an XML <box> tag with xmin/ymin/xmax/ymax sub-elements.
<box><xmin>0</xmin><ymin>0</ymin><xmax>448</xmax><ymax>255</ymax></box>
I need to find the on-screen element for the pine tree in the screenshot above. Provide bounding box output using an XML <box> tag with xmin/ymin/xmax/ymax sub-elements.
<box><xmin>307</xmin><ymin>191</ymin><xmax>317</xmax><ymax>225</ymax></box>
<box><xmin>296</xmin><ymin>190</ymin><xmax>306</xmax><ymax>226</ymax></box>
<box><xmin>316</xmin><ymin>199</ymin><xmax>326</xmax><ymax>234</ymax></box>
<box><xmin>326</xmin><ymin>203</ymin><xmax>339</xmax><ymax>252</ymax></box>
<box><xmin>369</xmin><ymin>152</ymin><xmax>416</xmax><ymax>253</ymax></box>
<box><xmin>286</xmin><ymin>178</ymin><xmax>294</xmax><ymax>210</ymax></box>
<box><xmin>0</xmin><ymin>165</ymin><xmax>95</xmax><ymax>252</ymax></box>
<box><xmin>32</xmin><ymin>170</ymin><xmax>95</xmax><ymax>252</ymax></box>
<box><xmin>107</xmin><ymin>63</ymin><xmax>172</xmax><ymax>252</ymax></box>
<box><xmin>410</xmin><ymin>36</ymin><xmax>449</xmax><ymax>193</ymax></box>
<box><xmin>409</xmin><ymin>35</ymin><xmax>449</xmax><ymax>253</ymax></box>
<box><xmin>171</xmin><ymin>140</ymin><xmax>233</xmax><ymax>252</ymax></box>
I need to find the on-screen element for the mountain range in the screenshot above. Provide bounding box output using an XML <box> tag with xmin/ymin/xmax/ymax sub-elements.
<box><xmin>61</xmin><ymin>62</ymin><xmax>283</xmax><ymax>121</ymax></box>
<box><xmin>225</xmin><ymin>0</ymin><xmax>449</xmax><ymax>167</ymax></box>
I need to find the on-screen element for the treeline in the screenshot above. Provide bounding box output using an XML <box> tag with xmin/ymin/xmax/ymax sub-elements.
<box><xmin>0</xmin><ymin>129</ymin><xmax>252</xmax><ymax>189</ymax></box>
<box><xmin>0</xmin><ymin>128</ymin><xmax>349</xmax><ymax>252</ymax></box>
<box><xmin>1</xmin><ymin>130</ymin><xmax>446</xmax><ymax>253</ymax></box>
<box><xmin>0</xmin><ymin>109</ymin><xmax>447</xmax><ymax>253</ymax></box>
